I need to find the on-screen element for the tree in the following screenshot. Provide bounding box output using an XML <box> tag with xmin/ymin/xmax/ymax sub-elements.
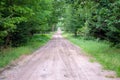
<box><xmin>63</xmin><ymin>0</ymin><xmax>120</xmax><ymax>45</ymax></box>
<box><xmin>0</xmin><ymin>0</ymin><xmax>62</xmax><ymax>48</ymax></box>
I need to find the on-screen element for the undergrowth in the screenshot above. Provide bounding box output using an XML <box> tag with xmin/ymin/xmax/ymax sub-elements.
<box><xmin>0</xmin><ymin>33</ymin><xmax>53</xmax><ymax>68</ymax></box>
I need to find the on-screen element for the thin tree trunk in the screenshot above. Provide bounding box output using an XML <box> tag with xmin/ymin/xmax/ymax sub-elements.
<box><xmin>5</xmin><ymin>34</ymin><xmax>11</xmax><ymax>48</ymax></box>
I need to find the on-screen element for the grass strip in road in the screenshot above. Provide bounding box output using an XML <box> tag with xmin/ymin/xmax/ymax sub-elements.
<box><xmin>63</xmin><ymin>33</ymin><xmax>120</xmax><ymax>77</ymax></box>
<box><xmin>0</xmin><ymin>33</ymin><xmax>53</xmax><ymax>68</ymax></box>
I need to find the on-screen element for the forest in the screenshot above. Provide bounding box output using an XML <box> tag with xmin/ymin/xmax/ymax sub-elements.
<box><xmin>0</xmin><ymin>0</ymin><xmax>120</xmax><ymax>77</ymax></box>
<box><xmin>0</xmin><ymin>0</ymin><xmax>63</xmax><ymax>48</ymax></box>
<box><xmin>63</xmin><ymin>0</ymin><xmax>120</xmax><ymax>46</ymax></box>
<box><xmin>0</xmin><ymin>0</ymin><xmax>120</xmax><ymax>49</ymax></box>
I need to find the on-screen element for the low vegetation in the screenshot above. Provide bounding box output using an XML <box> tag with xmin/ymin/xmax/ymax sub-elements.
<box><xmin>63</xmin><ymin>33</ymin><xmax>120</xmax><ymax>77</ymax></box>
<box><xmin>0</xmin><ymin>33</ymin><xmax>52</xmax><ymax>68</ymax></box>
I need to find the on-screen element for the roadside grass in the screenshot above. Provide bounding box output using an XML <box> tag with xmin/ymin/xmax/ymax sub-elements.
<box><xmin>0</xmin><ymin>33</ymin><xmax>53</xmax><ymax>68</ymax></box>
<box><xmin>63</xmin><ymin>33</ymin><xmax>120</xmax><ymax>77</ymax></box>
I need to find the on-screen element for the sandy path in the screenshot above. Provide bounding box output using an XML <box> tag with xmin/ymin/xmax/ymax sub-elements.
<box><xmin>0</xmin><ymin>30</ymin><xmax>120</xmax><ymax>80</ymax></box>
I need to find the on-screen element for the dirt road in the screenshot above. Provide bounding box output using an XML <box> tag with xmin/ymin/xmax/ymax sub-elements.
<box><xmin>0</xmin><ymin>30</ymin><xmax>120</xmax><ymax>80</ymax></box>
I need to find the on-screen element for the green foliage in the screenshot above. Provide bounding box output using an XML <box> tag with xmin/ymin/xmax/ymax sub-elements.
<box><xmin>0</xmin><ymin>0</ymin><xmax>61</xmax><ymax>48</ymax></box>
<box><xmin>63</xmin><ymin>0</ymin><xmax>120</xmax><ymax>45</ymax></box>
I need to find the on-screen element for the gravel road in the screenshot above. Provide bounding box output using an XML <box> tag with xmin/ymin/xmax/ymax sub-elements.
<box><xmin>0</xmin><ymin>30</ymin><xmax>120</xmax><ymax>80</ymax></box>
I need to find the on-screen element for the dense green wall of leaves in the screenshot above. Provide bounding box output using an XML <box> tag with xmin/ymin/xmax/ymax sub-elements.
<box><xmin>0</xmin><ymin>0</ymin><xmax>63</xmax><ymax>48</ymax></box>
<box><xmin>63</xmin><ymin>0</ymin><xmax>120</xmax><ymax>45</ymax></box>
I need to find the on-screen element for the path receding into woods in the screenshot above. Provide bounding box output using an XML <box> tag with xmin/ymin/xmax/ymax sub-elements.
<box><xmin>0</xmin><ymin>29</ymin><xmax>120</xmax><ymax>80</ymax></box>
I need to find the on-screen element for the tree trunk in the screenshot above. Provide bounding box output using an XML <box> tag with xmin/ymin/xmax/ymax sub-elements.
<box><xmin>5</xmin><ymin>34</ymin><xmax>11</xmax><ymax>48</ymax></box>
<box><xmin>74</xmin><ymin>29</ymin><xmax>78</xmax><ymax>37</ymax></box>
